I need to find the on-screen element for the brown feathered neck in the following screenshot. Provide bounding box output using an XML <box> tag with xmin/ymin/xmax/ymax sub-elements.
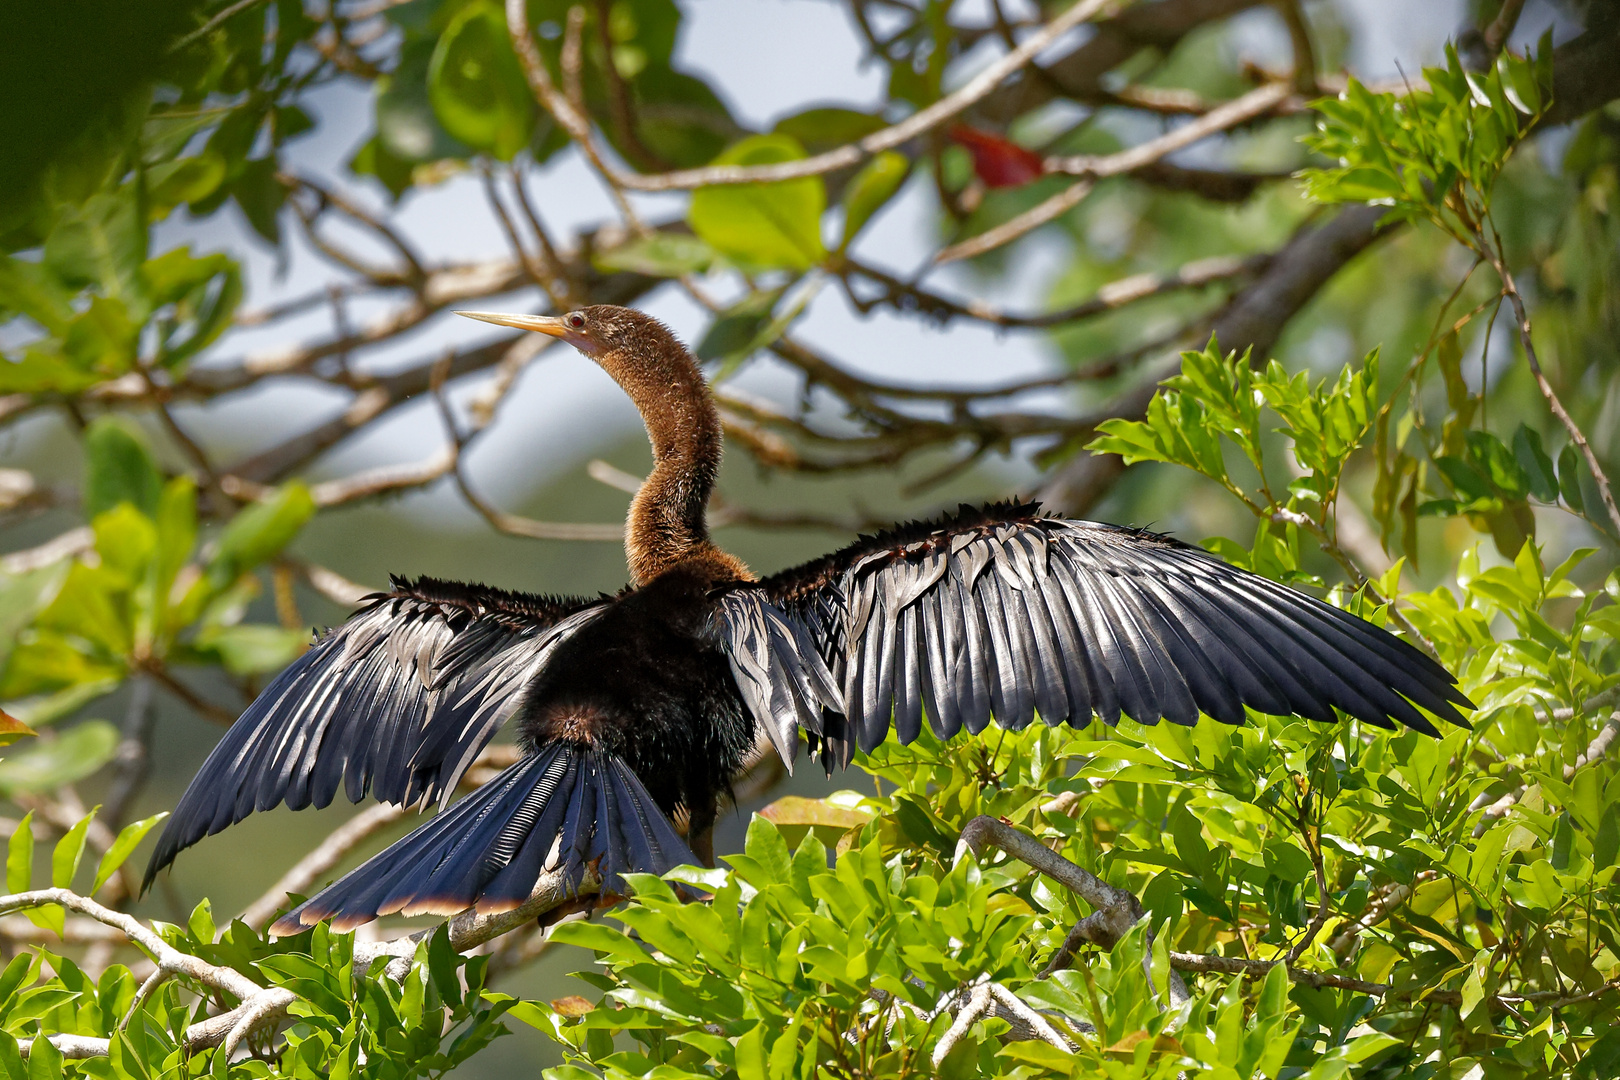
<box><xmin>594</xmin><ymin>319</ymin><xmax>751</xmax><ymax>587</ymax></box>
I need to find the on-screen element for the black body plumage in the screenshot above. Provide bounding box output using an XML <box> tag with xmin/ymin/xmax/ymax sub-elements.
<box><xmin>144</xmin><ymin>306</ymin><xmax>1474</xmax><ymax>935</ymax></box>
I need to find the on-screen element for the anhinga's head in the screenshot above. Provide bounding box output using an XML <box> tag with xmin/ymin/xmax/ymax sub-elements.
<box><xmin>456</xmin><ymin>304</ymin><xmax>667</xmax><ymax>362</ymax></box>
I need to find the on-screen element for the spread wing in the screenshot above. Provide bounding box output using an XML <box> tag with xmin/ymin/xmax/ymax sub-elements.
<box><xmin>145</xmin><ymin>576</ymin><xmax>606</xmax><ymax>888</ymax></box>
<box><xmin>718</xmin><ymin>502</ymin><xmax>1472</xmax><ymax>773</ymax></box>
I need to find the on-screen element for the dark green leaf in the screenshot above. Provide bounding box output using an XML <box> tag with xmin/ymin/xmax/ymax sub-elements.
<box><xmin>1464</xmin><ymin>430</ymin><xmax>1530</xmax><ymax>500</ymax></box>
<box><xmin>1513</xmin><ymin>425</ymin><xmax>1558</xmax><ymax>502</ymax></box>
<box><xmin>231</xmin><ymin>158</ymin><xmax>287</xmax><ymax>246</ymax></box>
<box><xmin>771</xmin><ymin>107</ymin><xmax>886</xmax><ymax>153</ymax></box>
<box><xmin>1557</xmin><ymin>443</ymin><xmax>1586</xmax><ymax>512</ymax></box>
<box><xmin>695</xmin><ymin>288</ymin><xmax>781</xmax><ymax>363</ymax></box>
<box><xmin>428</xmin><ymin>1</ymin><xmax>533</xmax><ymax>161</ymax></box>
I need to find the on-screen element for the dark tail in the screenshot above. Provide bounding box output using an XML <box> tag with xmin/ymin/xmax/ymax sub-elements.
<box><xmin>269</xmin><ymin>744</ymin><xmax>695</xmax><ymax>934</ymax></box>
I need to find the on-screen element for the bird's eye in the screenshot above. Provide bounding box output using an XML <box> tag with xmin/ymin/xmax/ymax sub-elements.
<box><xmin>568</xmin><ymin>313</ymin><xmax>586</xmax><ymax>329</ymax></box>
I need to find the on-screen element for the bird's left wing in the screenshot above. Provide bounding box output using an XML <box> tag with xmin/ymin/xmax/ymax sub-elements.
<box><xmin>145</xmin><ymin>576</ymin><xmax>606</xmax><ymax>888</ymax></box>
<box><xmin>717</xmin><ymin>502</ymin><xmax>1472</xmax><ymax>773</ymax></box>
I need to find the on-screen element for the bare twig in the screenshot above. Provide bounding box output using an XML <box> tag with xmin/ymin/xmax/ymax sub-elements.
<box><xmin>1566</xmin><ymin>710</ymin><xmax>1620</xmax><ymax>779</ymax></box>
<box><xmin>429</xmin><ymin>353</ymin><xmax>625</xmax><ymax>542</ymax></box>
<box><xmin>1</xmin><ymin>526</ymin><xmax>94</xmax><ymax>574</ymax></box>
<box><xmin>959</xmin><ymin>816</ymin><xmax>1189</xmax><ymax>1004</ymax></box>
<box><xmin>930</xmin><ymin>980</ymin><xmax>993</xmax><ymax>1069</ymax></box>
<box><xmin>3</xmin><ymin>888</ymin><xmax>297</xmax><ymax>1058</ymax></box>
<box><xmin>1483</xmin><ymin>0</ymin><xmax>1527</xmax><ymax>57</ymax></box>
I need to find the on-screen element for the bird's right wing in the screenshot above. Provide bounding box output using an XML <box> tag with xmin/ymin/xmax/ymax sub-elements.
<box><xmin>718</xmin><ymin>502</ymin><xmax>1472</xmax><ymax>774</ymax></box>
<box><xmin>145</xmin><ymin>576</ymin><xmax>607</xmax><ymax>888</ymax></box>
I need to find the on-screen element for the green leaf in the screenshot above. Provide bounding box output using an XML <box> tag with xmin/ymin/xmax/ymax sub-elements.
<box><xmin>376</xmin><ymin>38</ymin><xmax>471</xmax><ymax>166</ymax></box>
<box><xmin>0</xmin><ymin>256</ymin><xmax>75</xmax><ymax>334</ymax></box>
<box><xmin>92</xmin><ymin>812</ymin><xmax>167</xmax><ymax>895</ymax></box>
<box><xmin>0</xmin><ymin>344</ymin><xmax>105</xmax><ymax>394</ymax></box>
<box><xmin>230</xmin><ymin>157</ymin><xmax>288</xmax><ymax>246</ymax></box>
<box><xmin>734</xmin><ymin>1022</ymin><xmax>768</xmax><ymax>1080</ymax></box>
<box><xmin>83</xmin><ymin>417</ymin><xmax>162</xmax><ymax>518</ymax></box>
<box><xmin>428</xmin><ymin>1</ymin><xmax>533</xmax><ymax>161</ymax></box>
<box><xmin>62</xmin><ymin>295</ymin><xmax>138</xmax><ymax>375</ymax></box>
<box><xmin>6</xmin><ymin>811</ymin><xmax>33</xmax><ymax>894</ymax></box>
<box><xmin>26</xmin><ymin>1035</ymin><xmax>63</xmax><ymax>1080</ymax></box>
<box><xmin>0</xmin><ymin>563</ymin><xmax>69</xmax><ymax>676</ymax></box>
<box><xmin>1557</xmin><ymin>443</ymin><xmax>1586</xmax><ymax>513</ymax></box>
<box><xmin>1434</xmin><ymin>456</ymin><xmax>1494</xmax><ymax>502</ymax></box>
<box><xmin>192</xmin><ymin>624</ymin><xmax>308</xmax><ymax>676</ymax></box>
<box><xmin>1513</xmin><ymin>425</ymin><xmax>1558</xmax><ymax>502</ymax></box>
<box><xmin>51</xmin><ymin>809</ymin><xmax>97</xmax><ymax>889</ymax></box>
<box><xmin>188</xmin><ymin>897</ymin><xmax>216</xmax><ymax>944</ymax></box>
<box><xmin>206</xmin><ymin>482</ymin><xmax>316</xmax><ymax>589</ymax></box>
<box><xmin>592</xmin><ymin>233</ymin><xmax>716</xmax><ymax>278</ymax></box>
<box><xmin>146</xmin><ymin>155</ymin><xmax>226</xmax><ymax>216</ymax></box>
<box><xmin>838</xmin><ymin>151</ymin><xmax>909</xmax><ymax>250</ymax></box>
<box><xmin>546</xmin><ymin>921</ymin><xmax>648</xmax><ymax>964</ymax></box>
<box><xmin>141</xmin><ymin>248</ymin><xmax>242</xmax><ymax>368</ymax></box>
<box><xmin>43</xmin><ymin>189</ymin><xmax>147</xmax><ymax>306</ymax></box>
<box><xmin>93</xmin><ymin>502</ymin><xmax>157</xmax><ymax>578</ymax></box>
<box><xmin>689</xmin><ymin>135</ymin><xmax>826</xmax><ymax>271</ymax></box>
<box><xmin>1464</xmin><ymin>430</ymin><xmax>1530</xmax><ymax>499</ymax></box>
<box><xmin>695</xmin><ymin>288</ymin><xmax>783</xmax><ymax>363</ymax></box>
<box><xmin>771</xmin><ymin>107</ymin><xmax>886</xmax><ymax>153</ymax></box>
<box><xmin>427</xmin><ymin>924</ymin><xmax>463</xmax><ymax>1007</ymax></box>
<box><xmin>0</xmin><ymin>721</ymin><xmax>120</xmax><ymax>797</ymax></box>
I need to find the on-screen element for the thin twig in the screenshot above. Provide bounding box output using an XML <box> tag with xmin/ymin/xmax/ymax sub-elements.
<box><xmin>169</xmin><ymin>0</ymin><xmax>268</xmax><ymax>52</ymax></box>
<box><xmin>429</xmin><ymin>353</ymin><xmax>625</xmax><ymax>542</ymax></box>
<box><xmin>1484</xmin><ymin>246</ymin><xmax>1620</xmax><ymax>538</ymax></box>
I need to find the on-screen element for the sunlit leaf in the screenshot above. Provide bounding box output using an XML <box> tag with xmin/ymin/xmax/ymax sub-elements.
<box><xmin>689</xmin><ymin>134</ymin><xmax>826</xmax><ymax>271</ymax></box>
<box><xmin>92</xmin><ymin>812</ymin><xmax>167</xmax><ymax>895</ymax></box>
<box><xmin>51</xmin><ymin>808</ymin><xmax>96</xmax><ymax>889</ymax></box>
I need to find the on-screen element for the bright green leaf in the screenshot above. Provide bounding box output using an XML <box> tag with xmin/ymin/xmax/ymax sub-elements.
<box><xmin>92</xmin><ymin>812</ymin><xmax>167</xmax><ymax>895</ymax></box>
<box><xmin>689</xmin><ymin>135</ymin><xmax>826</xmax><ymax>271</ymax></box>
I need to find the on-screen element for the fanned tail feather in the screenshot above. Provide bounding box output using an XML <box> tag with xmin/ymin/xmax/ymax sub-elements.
<box><xmin>269</xmin><ymin>743</ymin><xmax>695</xmax><ymax>935</ymax></box>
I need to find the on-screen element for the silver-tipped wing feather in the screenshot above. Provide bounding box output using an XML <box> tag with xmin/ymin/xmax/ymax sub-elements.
<box><xmin>144</xmin><ymin>577</ymin><xmax>605</xmax><ymax>889</ymax></box>
<box><xmin>718</xmin><ymin>503</ymin><xmax>1472</xmax><ymax>773</ymax></box>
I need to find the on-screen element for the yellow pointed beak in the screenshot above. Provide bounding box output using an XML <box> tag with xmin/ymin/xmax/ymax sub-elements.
<box><xmin>455</xmin><ymin>310</ymin><xmax>570</xmax><ymax>337</ymax></box>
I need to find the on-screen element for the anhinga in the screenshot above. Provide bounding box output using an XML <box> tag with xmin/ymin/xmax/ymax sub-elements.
<box><xmin>145</xmin><ymin>305</ymin><xmax>1472</xmax><ymax>934</ymax></box>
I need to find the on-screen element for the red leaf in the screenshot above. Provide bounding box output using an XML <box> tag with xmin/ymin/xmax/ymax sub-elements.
<box><xmin>950</xmin><ymin>125</ymin><xmax>1044</xmax><ymax>188</ymax></box>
